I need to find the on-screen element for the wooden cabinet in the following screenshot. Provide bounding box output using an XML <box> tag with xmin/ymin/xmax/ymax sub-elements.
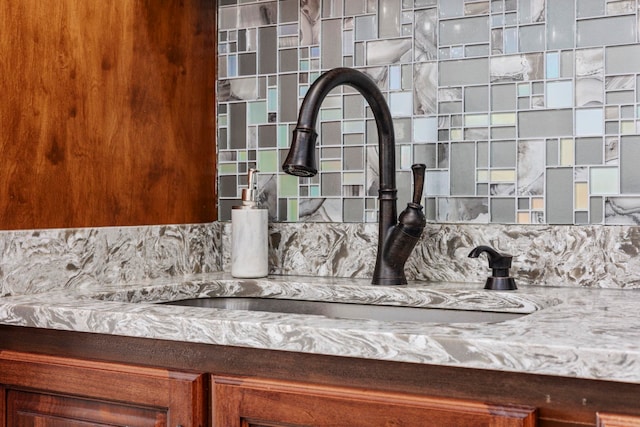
<box><xmin>0</xmin><ymin>351</ymin><xmax>206</xmax><ymax>427</ymax></box>
<box><xmin>212</xmin><ymin>375</ymin><xmax>537</xmax><ymax>427</ymax></box>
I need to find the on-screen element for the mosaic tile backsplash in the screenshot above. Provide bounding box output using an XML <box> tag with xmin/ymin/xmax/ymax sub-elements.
<box><xmin>218</xmin><ymin>0</ymin><xmax>640</xmax><ymax>225</ymax></box>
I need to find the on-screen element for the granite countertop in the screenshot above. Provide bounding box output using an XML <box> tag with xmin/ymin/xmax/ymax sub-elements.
<box><xmin>0</xmin><ymin>272</ymin><xmax>639</xmax><ymax>384</ymax></box>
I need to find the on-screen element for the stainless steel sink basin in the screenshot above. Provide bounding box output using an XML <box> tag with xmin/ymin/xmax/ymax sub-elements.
<box><xmin>163</xmin><ymin>297</ymin><xmax>525</xmax><ymax>323</ymax></box>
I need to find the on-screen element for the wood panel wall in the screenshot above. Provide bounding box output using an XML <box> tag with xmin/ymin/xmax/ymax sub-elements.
<box><xmin>0</xmin><ymin>0</ymin><xmax>217</xmax><ymax>229</ymax></box>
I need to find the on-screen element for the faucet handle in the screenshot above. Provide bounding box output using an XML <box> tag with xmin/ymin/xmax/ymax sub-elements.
<box><xmin>411</xmin><ymin>164</ymin><xmax>426</xmax><ymax>205</ymax></box>
<box><xmin>468</xmin><ymin>245</ymin><xmax>517</xmax><ymax>290</ymax></box>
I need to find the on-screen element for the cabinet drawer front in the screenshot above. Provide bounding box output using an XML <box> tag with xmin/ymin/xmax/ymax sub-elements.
<box><xmin>213</xmin><ymin>375</ymin><xmax>537</xmax><ymax>427</ymax></box>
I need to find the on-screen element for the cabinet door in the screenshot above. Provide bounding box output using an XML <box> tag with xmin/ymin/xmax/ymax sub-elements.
<box><xmin>598</xmin><ymin>412</ymin><xmax>640</xmax><ymax>427</ymax></box>
<box><xmin>0</xmin><ymin>351</ymin><xmax>206</xmax><ymax>427</ymax></box>
<box><xmin>212</xmin><ymin>376</ymin><xmax>537</xmax><ymax>427</ymax></box>
<box><xmin>6</xmin><ymin>389</ymin><xmax>166</xmax><ymax>427</ymax></box>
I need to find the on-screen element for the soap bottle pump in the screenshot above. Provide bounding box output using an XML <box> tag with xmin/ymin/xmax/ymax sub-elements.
<box><xmin>231</xmin><ymin>168</ymin><xmax>269</xmax><ymax>278</ymax></box>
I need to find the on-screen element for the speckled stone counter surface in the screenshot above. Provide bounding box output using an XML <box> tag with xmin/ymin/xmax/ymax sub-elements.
<box><xmin>1</xmin><ymin>273</ymin><xmax>639</xmax><ymax>385</ymax></box>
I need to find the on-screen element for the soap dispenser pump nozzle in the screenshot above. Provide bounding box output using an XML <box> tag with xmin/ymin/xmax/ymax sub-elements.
<box><xmin>241</xmin><ymin>168</ymin><xmax>259</xmax><ymax>208</ymax></box>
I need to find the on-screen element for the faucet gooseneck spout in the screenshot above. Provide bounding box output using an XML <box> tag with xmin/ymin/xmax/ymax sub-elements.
<box><xmin>282</xmin><ymin>68</ymin><xmax>426</xmax><ymax>285</ymax></box>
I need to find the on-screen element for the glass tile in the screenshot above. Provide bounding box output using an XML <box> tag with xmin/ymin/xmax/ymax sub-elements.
<box><xmin>575</xmin><ymin>182</ymin><xmax>589</xmax><ymax>209</ymax></box>
<box><xmin>546</xmin><ymin>81</ymin><xmax>573</xmax><ymax>108</ymax></box>
<box><xmin>517</xmin><ymin>212</ymin><xmax>530</xmax><ymax>224</ymax></box>
<box><xmin>425</xmin><ymin>171</ymin><xmax>449</xmax><ymax>196</ymax></box>
<box><xmin>577</xmin><ymin>16</ymin><xmax>636</xmax><ymax>48</ymax></box>
<box><xmin>504</xmin><ymin>28</ymin><xmax>517</xmax><ymax>54</ymax></box>
<box><xmin>560</xmin><ymin>138</ymin><xmax>574</xmax><ymax>166</ymax></box>
<box><xmin>439</xmin><ymin>58</ymin><xmax>489</xmax><ymax>85</ymax></box>
<box><xmin>390</xmin><ymin>92</ymin><xmax>413</xmax><ymax>116</ymax></box>
<box><xmin>321</xmin><ymin>173</ymin><xmax>341</xmax><ymax>196</ymax></box>
<box><xmin>287</xmin><ymin>199</ymin><xmax>298</xmax><ymax>221</ymax></box>
<box><xmin>322</xmin><ymin>20</ymin><xmax>342</xmax><ymax>68</ymax></box>
<box><xmin>590</xmin><ymin>167</ymin><xmax>618</xmax><ymax>195</ymax></box>
<box><xmin>248</xmin><ymin>101</ymin><xmax>267</xmax><ymax>124</ymax></box>
<box><xmin>413</xmin><ymin>117</ymin><xmax>438</xmax><ymax>142</ymax></box>
<box><xmin>547</xmin><ymin>0</ymin><xmax>575</xmax><ymax>50</ymax></box>
<box><xmin>464</xmin><ymin>114</ymin><xmax>489</xmax><ymax>127</ymax></box>
<box><xmin>620</xmin><ymin>136</ymin><xmax>640</xmax><ymax>193</ymax></box>
<box><xmin>532</xmin><ymin>198</ymin><xmax>544</xmax><ymax>210</ymax></box>
<box><xmin>576</xmin><ymin>109</ymin><xmax>604</xmax><ymax>136</ymax></box>
<box><xmin>546</xmin><ymin>168</ymin><xmax>573</xmax><ymax>224</ymax></box>
<box><xmin>491</xmin><ymin>113</ymin><xmax>516</xmax><ymax>126</ymax></box>
<box><xmin>258</xmin><ymin>150</ymin><xmax>278</xmax><ymax>172</ymax></box>
<box><xmin>343</xmin><ymin>121</ymin><xmax>366</xmax><ymax>133</ymax></box>
<box><xmin>279</xmin><ymin>174</ymin><xmax>298</xmax><ymax>197</ymax></box>
<box><xmin>590</xmin><ymin>196</ymin><xmax>603</xmax><ymax>223</ymax></box>
<box><xmin>390</xmin><ymin>66</ymin><xmax>402</xmax><ymax>90</ymax></box>
<box><xmin>267</xmin><ymin>88</ymin><xmax>278</xmax><ymax>112</ymax></box>
<box><xmin>321</xmin><ymin>108</ymin><xmax>343</xmax><ymax>121</ymax></box>
<box><xmin>343</xmin><ymin>172</ymin><xmax>364</xmax><ymax>185</ymax></box>
<box><xmin>518</xmin><ymin>110</ymin><xmax>573</xmax><ymax>138</ymax></box>
<box><xmin>379</xmin><ymin>0</ymin><xmax>401</xmax><ymax>38</ymax></box>
<box><xmin>321</xmin><ymin>160</ymin><xmax>342</xmax><ymax>171</ymax></box>
<box><xmin>491</xmin><ymin>141</ymin><xmax>516</xmax><ymax>167</ymax></box>
<box><xmin>546</xmin><ymin>52</ymin><xmax>559</xmax><ymax>79</ymax></box>
<box><xmin>450</xmin><ymin>142</ymin><xmax>475</xmax><ymax>195</ymax></box>
<box><xmin>491</xmin><ymin>198</ymin><xmax>515</xmax><ymax>223</ymax></box>
<box><xmin>576</xmin><ymin>137</ymin><xmax>603</xmax><ymax>165</ymax></box>
<box><xmin>219</xmin><ymin>163</ymin><xmax>238</xmax><ymax>174</ymax></box>
<box><xmin>477</xmin><ymin>169</ymin><xmax>489</xmax><ymax>182</ymax></box>
<box><xmin>490</xmin><ymin>169</ymin><xmax>516</xmax><ymax>182</ymax></box>
<box><xmin>343</xmin><ymin>198</ymin><xmax>364</xmax><ymax>222</ymax></box>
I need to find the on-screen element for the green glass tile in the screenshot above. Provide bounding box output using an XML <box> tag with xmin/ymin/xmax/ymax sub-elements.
<box><xmin>279</xmin><ymin>174</ymin><xmax>299</xmax><ymax>197</ymax></box>
<box><xmin>278</xmin><ymin>124</ymin><xmax>290</xmax><ymax>148</ymax></box>
<box><xmin>299</xmin><ymin>85</ymin><xmax>308</xmax><ymax>97</ymax></box>
<box><xmin>218</xmin><ymin>114</ymin><xmax>228</xmax><ymax>126</ymax></box>
<box><xmin>464</xmin><ymin>114</ymin><xmax>489</xmax><ymax>127</ymax></box>
<box><xmin>300</xmin><ymin>59</ymin><xmax>310</xmax><ymax>71</ymax></box>
<box><xmin>258</xmin><ymin>150</ymin><xmax>278</xmax><ymax>172</ymax></box>
<box><xmin>321</xmin><ymin>108</ymin><xmax>343</xmax><ymax>121</ymax></box>
<box><xmin>238</xmin><ymin>150</ymin><xmax>248</xmax><ymax>161</ymax></box>
<box><xmin>248</xmin><ymin>101</ymin><xmax>267</xmax><ymax>124</ymax></box>
<box><xmin>343</xmin><ymin>172</ymin><xmax>364</xmax><ymax>185</ymax></box>
<box><xmin>268</xmin><ymin>88</ymin><xmax>277</xmax><ymax>111</ymax></box>
<box><xmin>218</xmin><ymin>163</ymin><xmax>238</xmax><ymax>175</ymax></box>
<box><xmin>590</xmin><ymin>167</ymin><xmax>618</xmax><ymax>195</ymax></box>
<box><xmin>321</xmin><ymin>159</ymin><xmax>342</xmax><ymax>171</ymax></box>
<box><xmin>491</xmin><ymin>113</ymin><xmax>516</xmax><ymax>126</ymax></box>
<box><xmin>310</xmin><ymin>185</ymin><xmax>320</xmax><ymax>197</ymax></box>
<box><xmin>287</xmin><ymin>199</ymin><xmax>298</xmax><ymax>221</ymax></box>
<box><xmin>518</xmin><ymin>83</ymin><xmax>530</xmax><ymax>96</ymax></box>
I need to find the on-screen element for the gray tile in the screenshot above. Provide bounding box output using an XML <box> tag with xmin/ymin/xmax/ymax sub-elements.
<box><xmin>590</xmin><ymin>196</ymin><xmax>603</xmax><ymax>223</ymax></box>
<box><xmin>258</xmin><ymin>27</ymin><xmax>277</xmax><ymax>74</ymax></box>
<box><xmin>379</xmin><ymin>0</ymin><xmax>401</xmax><ymax>38</ymax></box>
<box><xmin>620</xmin><ymin>136</ymin><xmax>640</xmax><ymax>194</ymax></box>
<box><xmin>518</xmin><ymin>110</ymin><xmax>573</xmax><ymax>138</ymax></box>
<box><xmin>450</xmin><ymin>143</ymin><xmax>475</xmax><ymax>196</ymax></box>
<box><xmin>229</xmin><ymin>102</ymin><xmax>247</xmax><ymax>149</ymax></box>
<box><xmin>577</xmin><ymin>15</ymin><xmax>636</xmax><ymax>48</ymax></box>
<box><xmin>546</xmin><ymin>168</ymin><xmax>574</xmax><ymax>224</ymax></box>
<box><xmin>606</xmin><ymin>45</ymin><xmax>640</xmax><ymax>74</ymax></box>
<box><xmin>575</xmin><ymin>137</ymin><xmax>603</xmax><ymax>165</ymax></box>
<box><xmin>547</xmin><ymin>0</ymin><xmax>575</xmax><ymax>49</ymax></box>
<box><xmin>439</xmin><ymin>58</ymin><xmax>489</xmax><ymax>86</ymax></box>
<box><xmin>278</xmin><ymin>74</ymin><xmax>298</xmax><ymax>123</ymax></box>
<box><xmin>491</xmin><ymin>141</ymin><xmax>516</xmax><ymax>168</ymax></box>
<box><xmin>343</xmin><ymin>198</ymin><xmax>364</xmax><ymax>222</ymax></box>
<box><xmin>279</xmin><ymin>49</ymin><xmax>298</xmax><ymax>72</ymax></box>
<box><xmin>518</xmin><ymin>25</ymin><xmax>544</xmax><ymax>52</ymax></box>
<box><xmin>439</xmin><ymin>16</ymin><xmax>489</xmax><ymax>46</ymax></box>
<box><xmin>491</xmin><ymin>198</ymin><xmax>515</xmax><ymax>223</ymax></box>
<box><xmin>491</xmin><ymin>84</ymin><xmax>516</xmax><ymax>111</ymax></box>
<box><xmin>280</xmin><ymin>0</ymin><xmax>298</xmax><ymax>23</ymax></box>
<box><xmin>464</xmin><ymin>86</ymin><xmax>489</xmax><ymax>112</ymax></box>
<box><xmin>321</xmin><ymin>20</ymin><xmax>342</xmax><ymax>68</ymax></box>
<box><xmin>414</xmin><ymin>144</ymin><xmax>437</xmax><ymax>169</ymax></box>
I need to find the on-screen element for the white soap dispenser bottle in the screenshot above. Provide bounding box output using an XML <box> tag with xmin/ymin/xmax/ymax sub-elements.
<box><xmin>231</xmin><ymin>168</ymin><xmax>269</xmax><ymax>278</ymax></box>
